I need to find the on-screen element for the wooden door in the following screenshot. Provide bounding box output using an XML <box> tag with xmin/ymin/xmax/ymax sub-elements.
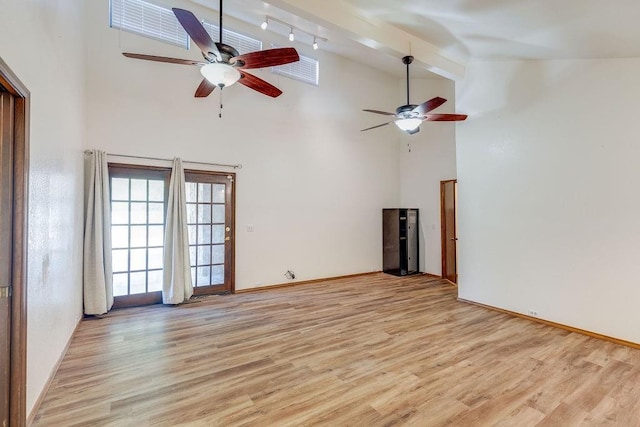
<box><xmin>0</xmin><ymin>57</ymin><xmax>29</xmax><ymax>426</ymax></box>
<box><xmin>0</xmin><ymin>90</ymin><xmax>14</xmax><ymax>427</ymax></box>
<box><xmin>441</xmin><ymin>180</ymin><xmax>458</xmax><ymax>283</ymax></box>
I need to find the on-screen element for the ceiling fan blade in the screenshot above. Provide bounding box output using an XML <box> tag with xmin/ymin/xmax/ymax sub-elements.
<box><xmin>363</xmin><ymin>109</ymin><xmax>396</xmax><ymax>116</ymax></box>
<box><xmin>361</xmin><ymin>122</ymin><xmax>392</xmax><ymax>131</ymax></box>
<box><xmin>172</xmin><ymin>8</ymin><xmax>221</xmax><ymax>60</ymax></box>
<box><xmin>238</xmin><ymin>72</ymin><xmax>282</xmax><ymax>98</ymax></box>
<box><xmin>195</xmin><ymin>79</ymin><xmax>216</xmax><ymax>98</ymax></box>
<box><xmin>122</xmin><ymin>53</ymin><xmax>206</xmax><ymax>66</ymax></box>
<box><xmin>413</xmin><ymin>97</ymin><xmax>447</xmax><ymax>116</ymax></box>
<box><xmin>232</xmin><ymin>48</ymin><xmax>299</xmax><ymax>69</ymax></box>
<box><xmin>424</xmin><ymin>114</ymin><xmax>468</xmax><ymax>121</ymax></box>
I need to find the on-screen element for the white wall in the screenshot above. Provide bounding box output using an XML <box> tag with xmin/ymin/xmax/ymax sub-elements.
<box><xmin>0</xmin><ymin>0</ymin><xmax>86</xmax><ymax>415</ymax></box>
<box><xmin>399</xmin><ymin>78</ymin><xmax>457</xmax><ymax>275</ymax></box>
<box><xmin>85</xmin><ymin>0</ymin><xmax>400</xmax><ymax>289</ymax></box>
<box><xmin>456</xmin><ymin>58</ymin><xmax>640</xmax><ymax>344</ymax></box>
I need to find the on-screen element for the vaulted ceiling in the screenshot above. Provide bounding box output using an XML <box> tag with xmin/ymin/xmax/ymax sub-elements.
<box><xmin>192</xmin><ymin>0</ymin><xmax>640</xmax><ymax>80</ymax></box>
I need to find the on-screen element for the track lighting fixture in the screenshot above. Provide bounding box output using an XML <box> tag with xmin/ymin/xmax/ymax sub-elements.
<box><xmin>260</xmin><ymin>15</ymin><xmax>327</xmax><ymax>50</ymax></box>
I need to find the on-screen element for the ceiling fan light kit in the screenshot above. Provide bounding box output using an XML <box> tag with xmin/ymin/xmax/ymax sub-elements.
<box><xmin>395</xmin><ymin>118</ymin><xmax>422</xmax><ymax>133</ymax></box>
<box><xmin>362</xmin><ymin>55</ymin><xmax>468</xmax><ymax>135</ymax></box>
<box><xmin>121</xmin><ymin>0</ymin><xmax>300</xmax><ymax>100</ymax></box>
<box><xmin>200</xmin><ymin>63</ymin><xmax>241</xmax><ymax>87</ymax></box>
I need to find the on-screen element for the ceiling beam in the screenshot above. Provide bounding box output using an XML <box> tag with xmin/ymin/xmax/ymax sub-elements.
<box><xmin>266</xmin><ymin>0</ymin><xmax>465</xmax><ymax>80</ymax></box>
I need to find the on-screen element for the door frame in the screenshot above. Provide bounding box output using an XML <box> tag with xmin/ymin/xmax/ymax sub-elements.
<box><xmin>0</xmin><ymin>56</ymin><xmax>30</xmax><ymax>425</ymax></box>
<box><xmin>440</xmin><ymin>179</ymin><xmax>457</xmax><ymax>283</ymax></box>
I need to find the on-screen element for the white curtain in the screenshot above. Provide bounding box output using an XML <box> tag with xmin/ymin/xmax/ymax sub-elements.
<box><xmin>83</xmin><ymin>150</ymin><xmax>114</xmax><ymax>315</ymax></box>
<box><xmin>163</xmin><ymin>158</ymin><xmax>193</xmax><ymax>304</ymax></box>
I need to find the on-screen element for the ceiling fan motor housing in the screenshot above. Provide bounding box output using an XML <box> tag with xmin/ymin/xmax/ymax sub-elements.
<box><xmin>396</xmin><ymin>104</ymin><xmax>419</xmax><ymax>118</ymax></box>
<box><xmin>205</xmin><ymin>43</ymin><xmax>240</xmax><ymax>64</ymax></box>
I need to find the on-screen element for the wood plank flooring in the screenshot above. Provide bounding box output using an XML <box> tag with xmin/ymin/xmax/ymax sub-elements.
<box><xmin>32</xmin><ymin>274</ymin><xmax>640</xmax><ymax>426</ymax></box>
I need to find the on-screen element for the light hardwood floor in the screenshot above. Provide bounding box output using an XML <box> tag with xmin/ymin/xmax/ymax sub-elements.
<box><xmin>32</xmin><ymin>274</ymin><xmax>640</xmax><ymax>426</ymax></box>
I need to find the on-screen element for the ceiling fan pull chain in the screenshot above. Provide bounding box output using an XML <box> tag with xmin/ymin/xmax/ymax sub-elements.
<box><xmin>219</xmin><ymin>89</ymin><xmax>223</xmax><ymax>118</ymax></box>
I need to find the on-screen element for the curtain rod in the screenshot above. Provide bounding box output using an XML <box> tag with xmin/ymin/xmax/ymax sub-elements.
<box><xmin>84</xmin><ymin>150</ymin><xmax>242</xmax><ymax>169</ymax></box>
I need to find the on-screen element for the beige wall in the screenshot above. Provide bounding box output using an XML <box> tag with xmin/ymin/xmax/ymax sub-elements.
<box><xmin>0</xmin><ymin>0</ymin><xmax>87</xmax><ymax>415</ymax></box>
<box><xmin>457</xmin><ymin>58</ymin><xmax>640</xmax><ymax>344</ymax></box>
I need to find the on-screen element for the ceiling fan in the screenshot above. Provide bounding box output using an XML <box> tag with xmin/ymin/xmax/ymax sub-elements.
<box><xmin>362</xmin><ymin>56</ymin><xmax>467</xmax><ymax>135</ymax></box>
<box><xmin>122</xmin><ymin>0</ymin><xmax>300</xmax><ymax>98</ymax></box>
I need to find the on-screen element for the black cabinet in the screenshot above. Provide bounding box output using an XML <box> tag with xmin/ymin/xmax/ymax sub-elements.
<box><xmin>383</xmin><ymin>208</ymin><xmax>419</xmax><ymax>276</ymax></box>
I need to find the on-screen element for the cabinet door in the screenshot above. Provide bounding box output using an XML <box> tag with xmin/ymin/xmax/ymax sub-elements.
<box><xmin>382</xmin><ymin>209</ymin><xmax>400</xmax><ymax>272</ymax></box>
<box><xmin>406</xmin><ymin>210</ymin><xmax>418</xmax><ymax>273</ymax></box>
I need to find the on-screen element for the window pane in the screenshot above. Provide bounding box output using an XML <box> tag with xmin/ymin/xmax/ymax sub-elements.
<box><xmin>191</xmin><ymin>267</ymin><xmax>196</xmax><ymax>285</ymax></box>
<box><xmin>186</xmin><ymin>204</ymin><xmax>197</xmax><ymax>224</ymax></box>
<box><xmin>196</xmin><ymin>266</ymin><xmax>210</xmax><ymax>286</ymax></box>
<box><xmin>189</xmin><ymin>246</ymin><xmax>197</xmax><ymax>267</ymax></box>
<box><xmin>112</xmin><ymin>202</ymin><xmax>129</xmax><ymax>224</ymax></box>
<box><xmin>198</xmin><ymin>183</ymin><xmax>211</xmax><ymax>202</ymax></box>
<box><xmin>130</xmin><ymin>225</ymin><xmax>147</xmax><ymax>247</ymax></box>
<box><xmin>130</xmin><ymin>272</ymin><xmax>147</xmax><ymax>294</ymax></box>
<box><xmin>148</xmin><ymin>202</ymin><xmax>164</xmax><ymax>224</ymax></box>
<box><xmin>131</xmin><ymin>202</ymin><xmax>147</xmax><ymax>224</ymax></box>
<box><xmin>198</xmin><ymin>225</ymin><xmax>212</xmax><ymax>244</ymax></box>
<box><xmin>112</xmin><ymin>226</ymin><xmax>129</xmax><ymax>249</ymax></box>
<box><xmin>130</xmin><ymin>248</ymin><xmax>147</xmax><ymax>271</ymax></box>
<box><xmin>212</xmin><ymin>244</ymin><xmax>224</xmax><ymax>264</ymax></box>
<box><xmin>211</xmin><ymin>265</ymin><xmax>224</xmax><ymax>285</ymax></box>
<box><xmin>188</xmin><ymin>225</ymin><xmax>197</xmax><ymax>244</ymax></box>
<box><xmin>197</xmin><ymin>245</ymin><xmax>211</xmax><ymax>265</ymax></box>
<box><xmin>185</xmin><ymin>182</ymin><xmax>197</xmax><ymax>202</ymax></box>
<box><xmin>148</xmin><ymin>270</ymin><xmax>163</xmax><ymax>292</ymax></box>
<box><xmin>112</xmin><ymin>178</ymin><xmax>129</xmax><ymax>200</ymax></box>
<box><xmin>212</xmin><ymin>205</ymin><xmax>225</xmax><ymax>223</ymax></box>
<box><xmin>113</xmin><ymin>273</ymin><xmax>129</xmax><ymax>296</ymax></box>
<box><xmin>112</xmin><ymin>249</ymin><xmax>129</xmax><ymax>273</ymax></box>
<box><xmin>148</xmin><ymin>180</ymin><xmax>164</xmax><ymax>201</ymax></box>
<box><xmin>198</xmin><ymin>204</ymin><xmax>211</xmax><ymax>223</ymax></box>
<box><xmin>212</xmin><ymin>225</ymin><xmax>225</xmax><ymax>244</ymax></box>
<box><xmin>131</xmin><ymin>179</ymin><xmax>147</xmax><ymax>201</ymax></box>
<box><xmin>148</xmin><ymin>247</ymin><xmax>163</xmax><ymax>269</ymax></box>
<box><xmin>148</xmin><ymin>225</ymin><xmax>164</xmax><ymax>247</ymax></box>
<box><xmin>212</xmin><ymin>184</ymin><xmax>225</xmax><ymax>203</ymax></box>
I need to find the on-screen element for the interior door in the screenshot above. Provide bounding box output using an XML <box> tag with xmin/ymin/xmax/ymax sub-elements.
<box><xmin>441</xmin><ymin>180</ymin><xmax>458</xmax><ymax>283</ymax></box>
<box><xmin>0</xmin><ymin>90</ymin><xmax>14</xmax><ymax>425</ymax></box>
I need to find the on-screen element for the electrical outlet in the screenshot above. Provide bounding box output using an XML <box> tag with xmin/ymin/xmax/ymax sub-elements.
<box><xmin>528</xmin><ymin>309</ymin><xmax>539</xmax><ymax>317</ymax></box>
<box><xmin>247</xmin><ymin>224</ymin><xmax>254</xmax><ymax>232</ymax></box>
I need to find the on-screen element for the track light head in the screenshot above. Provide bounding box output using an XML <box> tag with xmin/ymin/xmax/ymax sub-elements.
<box><xmin>288</xmin><ymin>29</ymin><xmax>295</xmax><ymax>41</ymax></box>
<box><xmin>261</xmin><ymin>18</ymin><xmax>268</xmax><ymax>30</ymax></box>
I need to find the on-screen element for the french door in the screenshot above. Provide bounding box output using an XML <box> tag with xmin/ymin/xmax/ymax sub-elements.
<box><xmin>184</xmin><ymin>171</ymin><xmax>234</xmax><ymax>295</ymax></box>
<box><xmin>109</xmin><ymin>165</ymin><xmax>235</xmax><ymax>308</ymax></box>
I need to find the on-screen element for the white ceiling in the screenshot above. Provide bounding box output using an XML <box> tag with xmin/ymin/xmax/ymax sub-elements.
<box><xmin>191</xmin><ymin>0</ymin><xmax>640</xmax><ymax>79</ymax></box>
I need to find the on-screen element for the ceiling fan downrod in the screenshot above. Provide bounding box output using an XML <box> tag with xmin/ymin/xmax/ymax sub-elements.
<box><xmin>402</xmin><ymin>55</ymin><xmax>413</xmax><ymax>106</ymax></box>
<box><xmin>219</xmin><ymin>0</ymin><xmax>223</xmax><ymax>43</ymax></box>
